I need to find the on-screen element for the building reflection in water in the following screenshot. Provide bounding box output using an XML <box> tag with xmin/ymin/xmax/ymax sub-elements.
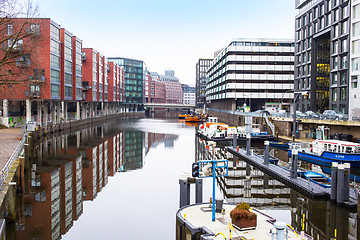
<box><xmin>11</xmin><ymin>121</ymin><xmax>178</xmax><ymax>240</ymax></box>
<box><xmin>195</xmin><ymin>136</ymin><xmax>359</xmax><ymax>240</ymax></box>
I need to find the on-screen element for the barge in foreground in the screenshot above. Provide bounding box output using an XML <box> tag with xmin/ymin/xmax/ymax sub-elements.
<box><xmin>176</xmin><ymin>203</ymin><xmax>311</xmax><ymax>239</ymax></box>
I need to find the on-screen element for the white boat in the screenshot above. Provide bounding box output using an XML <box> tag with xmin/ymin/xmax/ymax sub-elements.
<box><xmin>176</xmin><ymin>203</ymin><xmax>312</xmax><ymax>239</ymax></box>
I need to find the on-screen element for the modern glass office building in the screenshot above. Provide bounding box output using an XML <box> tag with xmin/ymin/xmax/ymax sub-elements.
<box><xmin>196</xmin><ymin>59</ymin><xmax>212</xmax><ymax>108</ymax></box>
<box><xmin>206</xmin><ymin>39</ymin><xmax>294</xmax><ymax>111</ymax></box>
<box><xmin>295</xmin><ymin>0</ymin><xmax>352</xmax><ymax>114</ymax></box>
<box><xmin>108</xmin><ymin>57</ymin><xmax>144</xmax><ymax>104</ymax></box>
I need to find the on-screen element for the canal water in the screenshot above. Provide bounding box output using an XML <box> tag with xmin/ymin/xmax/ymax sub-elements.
<box><xmin>6</xmin><ymin>114</ymin><xmax>360</xmax><ymax>239</ymax></box>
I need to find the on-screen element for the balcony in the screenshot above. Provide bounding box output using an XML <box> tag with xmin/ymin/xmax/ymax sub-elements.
<box><xmin>30</xmin><ymin>69</ymin><xmax>45</xmax><ymax>82</ymax></box>
<box><xmin>82</xmin><ymin>81</ymin><xmax>91</xmax><ymax>90</ymax></box>
<box><xmin>25</xmin><ymin>90</ymin><xmax>40</xmax><ymax>98</ymax></box>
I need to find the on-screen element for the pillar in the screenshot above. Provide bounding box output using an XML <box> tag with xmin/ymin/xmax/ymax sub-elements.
<box><xmin>64</xmin><ymin>102</ymin><xmax>68</xmax><ymax>121</ymax></box>
<box><xmin>195</xmin><ymin>178</ymin><xmax>203</xmax><ymax>204</ymax></box>
<box><xmin>50</xmin><ymin>102</ymin><xmax>55</xmax><ymax>125</ymax></box>
<box><xmin>101</xmin><ymin>102</ymin><xmax>104</xmax><ymax>116</ymax></box>
<box><xmin>179</xmin><ymin>178</ymin><xmax>190</xmax><ymax>208</ymax></box>
<box><xmin>76</xmin><ymin>102</ymin><xmax>80</xmax><ymax>120</ymax></box>
<box><xmin>57</xmin><ymin>102</ymin><xmax>61</xmax><ymax>123</ymax></box>
<box><xmin>343</xmin><ymin>163</ymin><xmax>350</xmax><ymax>202</ymax></box>
<box><xmin>60</xmin><ymin>101</ymin><xmax>65</xmax><ymax>121</ymax></box>
<box><xmin>37</xmin><ymin>102</ymin><xmax>42</xmax><ymax>127</ymax></box>
<box><xmin>3</xmin><ymin>99</ymin><xmax>8</xmax><ymax>117</ymax></box>
<box><xmin>43</xmin><ymin>103</ymin><xmax>48</xmax><ymax>128</ymax></box>
<box><xmin>246</xmin><ymin>133</ymin><xmax>251</xmax><ymax>155</ymax></box>
<box><xmin>290</xmin><ymin>149</ymin><xmax>298</xmax><ymax>178</ymax></box>
<box><xmin>331</xmin><ymin>162</ymin><xmax>338</xmax><ymax>201</ymax></box>
<box><xmin>336</xmin><ymin>164</ymin><xmax>345</xmax><ymax>204</ymax></box>
<box><xmin>264</xmin><ymin>140</ymin><xmax>270</xmax><ymax>165</ymax></box>
<box><xmin>26</xmin><ymin>99</ymin><xmax>31</xmax><ymax>123</ymax></box>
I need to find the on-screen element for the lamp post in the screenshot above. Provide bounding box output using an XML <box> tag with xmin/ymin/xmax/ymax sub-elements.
<box><xmin>292</xmin><ymin>91</ymin><xmax>308</xmax><ymax>140</ymax></box>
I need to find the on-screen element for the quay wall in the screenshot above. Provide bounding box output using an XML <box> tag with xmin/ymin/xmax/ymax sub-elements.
<box><xmin>206</xmin><ymin>109</ymin><xmax>360</xmax><ymax>140</ymax></box>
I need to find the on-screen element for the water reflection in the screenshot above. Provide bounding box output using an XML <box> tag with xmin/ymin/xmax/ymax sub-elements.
<box><xmin>9</xmin><ymin>119</ymin><xmax>179</xmax><ymax>240</ymax></box>
<box><xmin>196</xmin><ymin>136</ymin><xmax>359</xmax><ymax>240</ymax></box>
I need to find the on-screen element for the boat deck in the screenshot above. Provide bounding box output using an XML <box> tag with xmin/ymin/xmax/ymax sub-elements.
<box><xmin>226</xmin><ymin>147</ymin><xmax>357</xmax><ymax>208</ymax></box>
<box><xmin>176</xmin><ymin>203</ymin><xmax>303</xmax><ymax>239</ymax></box>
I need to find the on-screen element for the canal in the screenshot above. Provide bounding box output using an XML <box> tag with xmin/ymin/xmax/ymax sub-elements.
<box><xmin>5</xmin><ymin>114</ymin><xmax>360</xmax><ymax>239</ymax></box>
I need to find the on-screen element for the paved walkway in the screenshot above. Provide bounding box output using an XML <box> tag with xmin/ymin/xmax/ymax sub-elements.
<box><xmin>0</xmin><ymin>128</ymin><xmax>23</xmax><ymax>170</ymax></box>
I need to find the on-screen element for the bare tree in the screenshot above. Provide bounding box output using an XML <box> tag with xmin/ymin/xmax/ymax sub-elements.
<box><xmin>0</xmin><ymin>0</ymin><xmax>40</xmax><ymax>88</ymax></box>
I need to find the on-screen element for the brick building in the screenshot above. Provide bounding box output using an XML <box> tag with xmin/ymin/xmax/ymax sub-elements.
<box><xmin>0</xmin><ymin>18</ymin><xmax>126</xmax><ymax>128</ymax></box>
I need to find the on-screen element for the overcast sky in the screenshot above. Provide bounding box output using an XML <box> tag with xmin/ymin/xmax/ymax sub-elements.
<box><xmin>34</xmin><ymin>0</ymin><xmax>297</xmax><ymax>85</ymax></box>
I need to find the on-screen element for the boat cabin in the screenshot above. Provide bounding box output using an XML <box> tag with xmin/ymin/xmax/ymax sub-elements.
<box><xmin>206</xmin><ymin>117</ymin><xmax>218</xmax><ymax>123</ymax></box>
<box><xmin>313</xmin><ymin>140</ymin><xmax>360</xmax><ymax>155</ymax></box>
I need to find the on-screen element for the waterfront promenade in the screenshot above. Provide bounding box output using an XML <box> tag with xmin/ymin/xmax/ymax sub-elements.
<box><xmin>0</xmin><ymin>128</ymin><xmax>22</xmax><ymax>170</ymax></box>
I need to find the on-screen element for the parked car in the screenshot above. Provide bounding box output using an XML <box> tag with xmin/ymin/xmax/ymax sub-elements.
<box><xmin>322</xmin><ymin>110</ymin><xmax>348</xmax><ymax>121</ymax></box>
<box><xmin>352</xmin><ymin>115</ymin><xmax>360</xmax><ymax>121</ymax></box>
<box><xmin>273</xmin><ymin>110</ymin><xmax>288</xmax><ymax>118</ymax></box>
<box><xmin>253</xmin><ymin>110</ymin><xmax>270</xmax><ymax>116</ymax></box>
<box><xmin>303</xmin><ymin>110</ymin><xmax>320</xmax><ymax>119</ymax></box>
<box><xmin>291</xmin><ymin>111</ymin><xmax>306</xmax><ymax>119</ymax></box>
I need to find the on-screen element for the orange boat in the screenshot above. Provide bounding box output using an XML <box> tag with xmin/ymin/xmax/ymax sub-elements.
<box><xmin>185</xmin><ymin>115</ymin><xmax>203</xmax><ymax>123</ymax></box>
<box><xmin>179</xmin><ymin>114</ymin><xmax>190</xmax><ymax>119</ymax></box>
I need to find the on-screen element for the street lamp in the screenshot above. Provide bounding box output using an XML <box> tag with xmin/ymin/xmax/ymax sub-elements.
<box><xmin>292</xmin><ymin>91</ymin><xmax>308</xmax><ymax>140</ymax></box>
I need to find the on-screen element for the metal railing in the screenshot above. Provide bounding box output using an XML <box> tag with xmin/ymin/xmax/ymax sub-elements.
<box><xmin>0</xmin><ymin>134</ymin><xmax>26</xmax><ymax>189</ymax></box>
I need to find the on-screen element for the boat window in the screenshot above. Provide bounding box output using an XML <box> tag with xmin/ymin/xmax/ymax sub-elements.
<box><xmin>345</xmin><ymin>147</ymin><xmax>353</xmax><ymax>153</ymax></box>
<box><xmin>324</xmin><ymin>144</ymin><xmax>328</xmax><ymax>151</ymax></box>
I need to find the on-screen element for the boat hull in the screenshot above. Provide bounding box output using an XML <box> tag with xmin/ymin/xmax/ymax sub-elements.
<box><xmin>269</xmin><ymin>142</ymin><xmax>290</xmax><ymax>151</ymax></box>
<box><xmin>287</xmin><ymin>150</ymin><xmax>360</xmax><ymax>168</ymax></box>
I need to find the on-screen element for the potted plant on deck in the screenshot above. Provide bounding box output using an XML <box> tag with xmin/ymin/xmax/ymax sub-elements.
<box><xmin>230</xmin><ymin>202</ymin><xmax>257</xmax><ymax>230</ymax></box>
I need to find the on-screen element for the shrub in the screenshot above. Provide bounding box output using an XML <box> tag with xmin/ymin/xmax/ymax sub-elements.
<box><xmin>230</xmin><ymin>202</ymin><xmax>256</xmax><ymax>220</ymax></box>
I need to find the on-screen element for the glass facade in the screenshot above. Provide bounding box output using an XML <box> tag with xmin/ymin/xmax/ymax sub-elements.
<box><xmin>196</xmin><ymin>59</ymin><xmax>212</xmax><ymax>108</ymax></box>
<box><xmin>295</xmin><ymin>0</ymin><xmax>350</xmax><ymax>113</ymax></box>
<box><xmin>108</xmin><ymin>58</ymin><xmax>143</xmax><ymax>104</ymax></box>
<box><xmin>50</xmin><ymin>22</ymin><xmax>60</xmax><ymax>99</ymax></box>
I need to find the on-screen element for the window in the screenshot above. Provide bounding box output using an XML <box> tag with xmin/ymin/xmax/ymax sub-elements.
<box><xmin>332</xmin><ymin>88</ymin><xmax>337</xmax><ymax>101</ymax></box>
<box><xmin>7</xmin><ymin>24</ymin><xmax>12</xmax><ymax>35</ymax></box>
<box><xmin>50</xmin><ymin>54</ymin><xmax>59</xmax><ymax>69</ymax></box>
<box><xmin>353</xmin><ymin>22</ymin><xmax>360</xmax><ymax>37</ymax></box>
<box><xmin>341</xmin><ymin>56</ymin><xmax>347</xmax><ymax>68</ymax></box>
<box><xmin>352</xmin><ymin>58</ymin><xmax>360</xmax><ymax>71</ymax></box>
<box><xmin>340</xmin><ymin>88</ymin><xmax>346</xmax><ymax>101</ymax></box>
<box><xmin>65</xmin><ymin>86</ymin><xmax>72</xmax><ymax>98</ymax></box>
<box><xmin>333</xmin><ymin>57</ymin><xmax>338</xmax><ymax>69</ymax></box>
<box><xmin>334</xmin><ymin>9</ymin><xmax>339</xmax><ymax>22</ymax></box>
<box><xmin>51</xmin><ymin>84</ymin><xmax>60</xmax><ymax>97</ymax></box>
<box><xmin>352</xmin><ymin>76</ymin><xmax>358</xmax><ymax>88</ymax></box>
<box><xmin>50</xmin><ymin>39</ymin><xmax>60</xmax><ymax>54</ymax></box>
<box><xmin>332</xmin><ymin>73</ymin><xmax>338</xmax><ymax>84</ymax></box>
<box><xmin>35</xmin><ymin>192</ymin><xmax>46</xmax><ymax>202</ymax></box>
<box><xmin>65</xmin><ymin>73</ymin><xmax>72</xmax><ymax>85</ymax></box>
<box><xmin>333</xmin><ymin>41</ymin><xmax>338</xmax><ymax>54</ymax></box>
<box><xmin>65</xmin><ymin>60</ymin><xmax>72</xmax><ymax>73</ymax></box>
<box><xmin>340</xmin><ymin>72</ymin><xmax>347</xmax><ymax>85</ymax></box>
<box><xmin>354</xmin><ymin>4</ymin><xmax>360</xmax><ymax>19</ymax></box>
<box><xmin>334</xmin><ymin>25</ymin><xmax>339</xmax><ymax>37</ymax></box>
<box><xmin>341</xmin><ymin>39</ymin><xmax>347</xmax><ymax>52</ymax></box>
<box><xmin>352</xmin><ymin>40</ymin><xmax>360</xmax><ymax>54</ymax></box>
<box><xmin>51</xmin><ymin>69</ymin><xmax>59</xmax><ymax>83</ymax></box>
<box><xmin>341</xmin><ymin>21</ymin><xmax>347</xmax><ymax>35</ymax></box>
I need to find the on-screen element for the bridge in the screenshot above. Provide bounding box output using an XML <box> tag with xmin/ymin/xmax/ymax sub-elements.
<box><xmin>144</xmin><ymin>103</ymin><xmax>196</xmax><ymax>109</ymax></box>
